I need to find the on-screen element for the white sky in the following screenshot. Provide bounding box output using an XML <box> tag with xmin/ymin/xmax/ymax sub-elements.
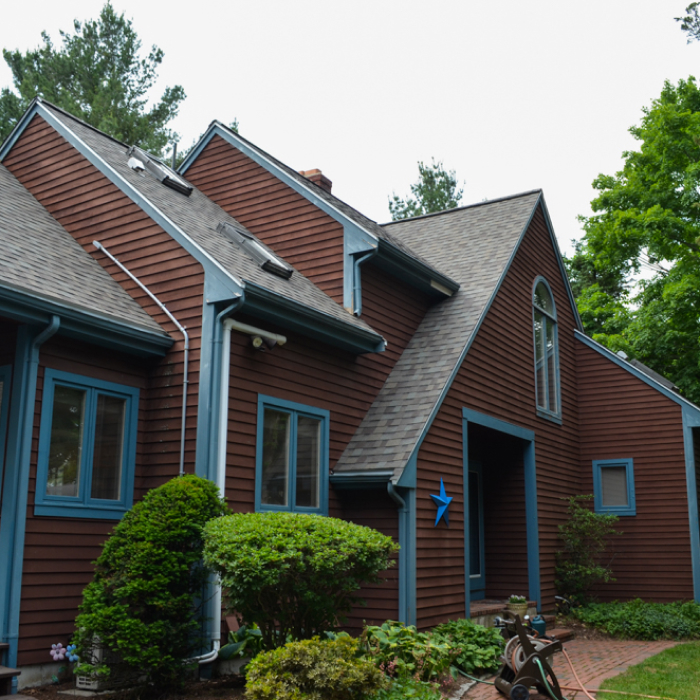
<box><xmin>1</xmin><ymin>1</ymin><xmax>698</xmax><ymax>255</ymax></box>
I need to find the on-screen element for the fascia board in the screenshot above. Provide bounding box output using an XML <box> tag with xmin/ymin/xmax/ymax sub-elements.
<box><xmin>329</xmin><ymin>470</ymin><xmax>394</xmax><ymax>489</ymax></box>
<box><xmin>1</xmin><ymin>102</ymin><xmax>244</xmax><ymax>301</ymax></box>
<box><xmin>0</xmin><ymin>285</ymin><xmax>173</xmax><ymax>357</ymax></box>
<box><xmin>242</xmin><ymin>282</ymin><xmax>386</xmax><ymax>354</ymax></box>
<box><xmin>536</xmin><ymin>193</ymin><xmax>584</xmax><ymax>332</ymax></box>
<box><xmin>575</xmin><ymin>330</ymin><xmax>700</xmax><ymax>417</ymax></box>
<box><xmin>399</xmin><ymin>197</ymin><xmax>541</xmax><ymax>478</ymax></box>
<box><xmin>180</xmin><ymin>124</ymin><xmax>457</xmax><ymax>296</ymax></box>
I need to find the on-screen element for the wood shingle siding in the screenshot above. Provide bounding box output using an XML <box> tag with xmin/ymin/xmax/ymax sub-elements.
<box><xmin>183</xmin><ymin>135</ymin><xmax>346</xmax><ymax>305</ymax></box>
<box><xmin>415</xmin><ymin>207</ymin><xmax>581</xmax><ymax>626</ymax></box>
<box><xmin>3</xmin><ymin>116</ymin><xmax>204</xmax><ymax>665</ymax></box>
<box><xmin>576</xmin><ymin>339</ymin><xmax>693</xmax><ymax>601</ymax></box>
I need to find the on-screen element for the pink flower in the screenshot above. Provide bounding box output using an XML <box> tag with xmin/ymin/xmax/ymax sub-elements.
<box><xmin>50</xmin><ymin>643</ymin><xmax>66</xmax><ymax>661</ymax></box>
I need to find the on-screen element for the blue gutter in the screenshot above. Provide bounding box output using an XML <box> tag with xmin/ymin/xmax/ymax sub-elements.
<box><xmin>0</xmin><ymin>317</ymin><xmax>60</xmax><ymax>688</ymax></box>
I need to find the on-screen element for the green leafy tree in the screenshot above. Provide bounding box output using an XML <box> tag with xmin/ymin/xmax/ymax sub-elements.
<box><xmin>0</xmin><ymin>2</ymin><xmax>185</xmax><ymax>156</ymax></box>
<box><xmin>676</xmin><ymin>2</ymin><xmax>700</xmax><ymax>42</ymax></box>
<box><xmin>572</xmin><ymin>77</ymin><xmax>700</xmax><ymax>402</ymax></box>
<box><xmin>388</xmin><ymin>158</ymin><xmax>463</xmax><ymax>220</ymax></box>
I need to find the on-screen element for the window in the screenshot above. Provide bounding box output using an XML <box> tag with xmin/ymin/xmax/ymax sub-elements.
<box><xmin>35</xmin><ymin>369</ymin><xmax>139</xmax><ymax>519</ymax></box>
<box><xmin>593</xmin><ymin>458</ymin><xmax>636</xmax><ymax>516</ymax></box>
<box><xmin>256</xmin><ymin>395</ymin><xmax>329</xmax><ymax>514</ymax></box>
<box><xmin>533</xmin><ymin>278</ymin><xmax>560</xmax><ymax>420</ymax></box>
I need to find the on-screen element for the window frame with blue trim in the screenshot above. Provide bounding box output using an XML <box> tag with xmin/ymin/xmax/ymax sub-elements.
<box><xmin>255</xmin><ymin>394</ymin><xmax>329</xmax><ymax>515</ymax></box>
<box><xmin>34</xmin><ymin>368</ymin><xmax>139</xmax><ymax>519</ymax></box>
<box><xmin>532</xmin><ymin>277</ymin><xmax>561</xmax><ymax>422</ymax></box>
<box><xmin>592</xmin><ymin>457</ymin><xmax>636</xmax><ymax>516</ymax></box>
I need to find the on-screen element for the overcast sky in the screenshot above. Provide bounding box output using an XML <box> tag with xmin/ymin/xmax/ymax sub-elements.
<box><xmin>1</xmin><ymin>1</ymin><xmax>698</xmax><ymax>255</ymax></box>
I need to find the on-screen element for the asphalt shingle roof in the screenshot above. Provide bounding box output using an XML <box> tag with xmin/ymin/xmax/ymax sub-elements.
<box><xmin>42</xmin><ymin>103</ymin><xmax>380</xmax><ymax>339</ymax></box>
<box><xmin>0</xmin><ymin>162</ymin><xmax>168</xmax><ymax>336</ymax></box>
<box><xmin>334</xmin><ymin>191</ymin><xmax>542</xmax><ymax>479</ymax></box>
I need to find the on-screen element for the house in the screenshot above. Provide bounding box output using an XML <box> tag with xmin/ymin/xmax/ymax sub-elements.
<box><xmin>0</xmin><ymin>98</ymin><xmax>699</xmax><ymax>690</ymax></box>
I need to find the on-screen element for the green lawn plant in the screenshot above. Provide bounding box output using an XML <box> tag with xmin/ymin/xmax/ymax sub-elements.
<box><xmin>244</xmin><ymin>636</ymin><xmax>387</xmax><ymax>700</ymax></box>
<box><xmin>203</xmin><ymin>512</ymin><xmax>398</xmax><ymax>650</ymax></box>
<box><xmin>570</xmin><ymin>599</ymin><xmax>700</xmax><ymax>640</ymax></box>
<box><xmin>554</xmin><ymin>495</ymin><xmax>620</xmax><ymax>604</ymax></box>
<box><xmin>72</xmin><ymin>475</ymin><xmax>227</xmax><ymax>688</ymax></box>
<box><xmin>360</xmin><ymin>621</ymin><xmax>458</xmax><ymax>683</ymax></box>
<box><xmin>219</xmin><ymin>624</ymin><xmax>265</xmax><ymax>660</ymax></box>
<box><xmin>431</xmin><ymin>618</ymin><xmax>504</xmax><ymax>674</ymax></box>
<box><xmin>598</xmin><ymin>641</ymin><xmax>700</xmax><ymax>700</ymax></box>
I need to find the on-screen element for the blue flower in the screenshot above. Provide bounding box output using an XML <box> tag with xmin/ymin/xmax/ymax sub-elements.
<box><xmin>66</xmin><ymin>644</ymin><xmax>79</xmax><ymax>663</ymax></box>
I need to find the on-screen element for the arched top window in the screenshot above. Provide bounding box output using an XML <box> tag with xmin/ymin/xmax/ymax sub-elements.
<box><xmin>533</xmin><ymin>278</ymin><xmax>560</xmax><ymax>419</ymax></box>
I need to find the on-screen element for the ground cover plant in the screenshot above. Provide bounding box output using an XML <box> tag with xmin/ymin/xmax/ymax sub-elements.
<box><xmin>203</xmin><ymin>512</ymin><xmax>398</xmax><ymax>649</ymax></box>
<box><xmin>554</xmin><ymin>495</ymin><xmax>620</xmax><ymax>604</ymax></box>
<box><xmin>72</xmin><ymin>475</ymin><xmax>227</xmax><ymax>688</ymax></box>
<box><xmin>598</xmin><ymin>641</ymin><xmax>700</xmax><ymax>700</ymax></box>
<box><xmin>244</xmin><ymin>636</ymin><xmax>386</xmax><ymax>700</ymax></box>
<box><xmin>431</xmin><ymin>618</ymin><xmax>504</xmax><ymax>674</ymax></box>
<box><xmin>569</xmin><ymin>599</ymin><xmax>700</xmax><ymax>640</ymax></box>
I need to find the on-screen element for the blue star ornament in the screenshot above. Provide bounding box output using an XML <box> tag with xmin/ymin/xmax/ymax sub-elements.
<box><xmin>430</xmin><ymin>478</ymin><xmax>453</xmax><ymax>527</ymax></box>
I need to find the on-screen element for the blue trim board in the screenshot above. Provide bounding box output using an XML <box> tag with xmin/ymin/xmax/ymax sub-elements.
<box><xmin>592</xmin><ymin>458</ymin><xmax>636</xmax><ymax>517</ymax></box>
<box><xmin>462</xmin><ymin>408</ymin><xmax>541</xmax><ymax>611</ymax></box>
<box><xmin>0</xmin><ymin>319</ymin><xmax>59</xmax><ymax>685</ymax></box>
<box><xmin>0</xmin><ymin>365</ymin><xmax>12</xmax><ymax>504</ymax></box>
<box><xmin>33</xmin><ymin>369</ymin><xmax>139</xmax><ymax>520</ymax></box>
<box><xmin>462</xmin><ymin>416</ymin><xmax>471</xmax><ymax>616</ymax></box>
<box><xmin>682</xmin><ymin>408</ymin><xmax>700</xmax><ymax>602</ymax></box>
<box><xmin>255</xmin><ymin>394</ymin><xmax>330</xmax><ymax>515</ymax></box>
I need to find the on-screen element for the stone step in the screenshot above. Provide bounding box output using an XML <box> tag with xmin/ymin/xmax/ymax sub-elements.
<box><xmin>547</xmin><ymin>627</ymin><xmax>574</xmax><ymax>642</ymax></box>
<box><xmin>0</xmin><ymin>665</ymin><xmax>21</xmax><ymax>697</ymax></box>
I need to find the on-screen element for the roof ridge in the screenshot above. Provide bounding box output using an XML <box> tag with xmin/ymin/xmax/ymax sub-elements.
<box><xmin>381</xmin><ymin>189</ymin><xmax>543</xmax><ymax>226</ymax></box>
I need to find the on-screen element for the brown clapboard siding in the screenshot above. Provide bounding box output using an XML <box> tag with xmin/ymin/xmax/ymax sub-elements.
<box><xmin>415</xmin><ymin>206</ymin><xmax>581</xmax><ymax>627</ymax></box>
<box><xmin>4</xmin><ymin>115</ymin><xmax>206</xmax><ymax>665</ymax></box>
<box><xmin>184</xmin><ymin>135</ymin><xmax>345</xmax><ymax>305</ymax></box>
<box><xmin>576</xmin><ymin>339</ymin><xmax>693</xmax><ymax>601</ymax></box>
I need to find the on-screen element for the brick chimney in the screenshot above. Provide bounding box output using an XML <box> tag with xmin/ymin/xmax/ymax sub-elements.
<box><xmin>299</xmin><ymin>168</ymin><xmax>332</xmax><ymax>193</ymax></box>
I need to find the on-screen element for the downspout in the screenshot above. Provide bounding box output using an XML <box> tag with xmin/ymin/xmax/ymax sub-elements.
<box><xmin>92</xmin><ymin>241</ymin><xmax>189</xmax><ymax>475</ymax></box>
<box><xmin>1</xmin><ymin>316</ymin><xmax>60</xmax><ymax>689</ymax></box>
<box><xmin>387</xmin><ymin>481</ymin><xmax>409</xmax><ymax>625</ymax></box>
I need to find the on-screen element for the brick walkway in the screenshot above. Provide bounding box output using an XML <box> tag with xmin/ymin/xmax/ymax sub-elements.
<box><xmin>463</xmin><ymin>637</ymin><xmax>676</xmax><ymax>699</ymax></box>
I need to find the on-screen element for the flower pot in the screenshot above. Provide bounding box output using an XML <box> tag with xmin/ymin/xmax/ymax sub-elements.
<box><xmin>506</xmin><ymin>602</ymin><xmax>529</xmax><ymax>618</ymax></box>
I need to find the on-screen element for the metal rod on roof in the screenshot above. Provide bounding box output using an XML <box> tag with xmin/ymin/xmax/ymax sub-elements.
<box><xmin>171</xmin><ymin>142</ymin><xmax>178</xmax><ymax>170</ymax></box>
<box><xmin>92</xmin><ymin>240</ymin><xmax>190</xmax><ymax>476</ymax></box>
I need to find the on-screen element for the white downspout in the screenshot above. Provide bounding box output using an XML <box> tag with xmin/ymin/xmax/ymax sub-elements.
<box><xmin>194</xmin><ymin>317</ymin><xmax>286</xmax><ymax>666</ymax></box>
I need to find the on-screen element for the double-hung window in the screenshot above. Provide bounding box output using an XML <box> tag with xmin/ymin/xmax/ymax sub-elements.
<box><xmin>35</xmin><ymin>369</ymin><xmax>139</xmax><ymax>519</ymax></box>
<box><xmin>256</xmin><ymin>395</ymin><xmax>329</xmax><ymax>514</ymax></box>
<box><xmin>593</xmin><ymin>458</ymin><xmax>636</xmax><ymax>516</ymax></box>
<box><xmin>533</xmin><ymin>278</ymin><xmax>560</xmax><ymax>420</ymax></box>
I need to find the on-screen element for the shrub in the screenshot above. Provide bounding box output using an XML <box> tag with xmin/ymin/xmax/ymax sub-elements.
<box><xmin>203</xmin><ymin>512</ymin><xmax>399</xmax><ymax>649</ymax></box>
<box><xmin>245</xmin><ymin>636</ymin><xmax>386</xmax><ymax>700</ymax></box>
<box><xmin>73</xmin><ymin>475</ymin><xmax>227</xmax><ymax>688</ymax></box>
<box><xmin>554</xmin><ymin>495</ymin><xmax>620</xmax><ymax>603</ymax></box>
<box><xmin>431</xmin><ymin>618</ymin><xmax>504</xmax><ymax>674</ymax></box>
<box><xmin>570</xmin><ymin>599</ymin><xmax>700</xmax><ymax>640</ymax></box>
<box><xmin>368</xmin><ymin>676</ymin><xmax>442</xmax><ymax>699</ymax></box>
<box><xmin>360</xmin><ymin>621</ymin><xmax>457</xmax><ymax>683</ymax></box>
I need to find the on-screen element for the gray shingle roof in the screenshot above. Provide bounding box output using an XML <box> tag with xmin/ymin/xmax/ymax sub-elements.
<box><xmin>334</xmin><ymin>191</ymin><xmax>542</xmax><ymax>479</ymax></box>
<box><xmin>42</xmin><ymin>104</ymin><xmax>379</xmax><ymax>339</ymax></box>
<box><xmin>0</xmin><ymin>163</ymin><xmax>168</xmax><ymax>336</ymax></box>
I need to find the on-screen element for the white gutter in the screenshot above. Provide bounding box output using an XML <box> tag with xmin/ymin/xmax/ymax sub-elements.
<box><xmin>92</xmin><ymin>241</ymin><xmax>190</xmax><ymax>475</ymax></box>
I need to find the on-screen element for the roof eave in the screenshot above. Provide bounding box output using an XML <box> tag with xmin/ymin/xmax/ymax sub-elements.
<box><xmin>242</xmin><ymin>282</ymin><xmax>386</xmax><ymax>354</ymax></box>
<box><xmin>0</xmin><ymin>284</ymin><xmax>172</xmax><ymax>357</ymax></box>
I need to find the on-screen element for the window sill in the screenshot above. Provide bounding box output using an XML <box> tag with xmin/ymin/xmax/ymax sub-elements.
<box><xmin>536</xmin><ymin>408</ymin><xmax>562</xmax><ymax>425</ymax></box>
<box><xmin>594</xmin><ymin>506</ymin><xmax>636</xmax><ymax>517</ymax></box>
<box><xmin>34</xmin><ymin>502</ymin><xmax>129</xmax><ymax>520</ymax></box>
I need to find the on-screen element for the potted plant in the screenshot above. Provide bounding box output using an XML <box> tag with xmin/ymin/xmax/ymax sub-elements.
<box><xmin>506</xmin><ymin>594</ymin><xmax>528</xmax><ymax>618</ymax></box>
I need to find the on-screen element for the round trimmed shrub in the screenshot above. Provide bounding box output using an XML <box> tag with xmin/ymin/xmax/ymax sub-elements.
<box><xmin>245</xmin><ymin>636</ymin><xmax>387</xmax><ymax>700</ymax></box>
<box><xmin>202</xmin><ymin>512</ymin><xmax>399</xmax><ymax>649</ymax></box>
<box><xmin>73</xmin><ymin>475</ymin><xmax>227</xmax><ymax>688</ymax></box>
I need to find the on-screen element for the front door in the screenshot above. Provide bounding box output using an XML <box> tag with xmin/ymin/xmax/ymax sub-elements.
<box><xmin>469</xmin><ymin>462</ymin><xmax>486</xmax><ymax>599</ymax></box>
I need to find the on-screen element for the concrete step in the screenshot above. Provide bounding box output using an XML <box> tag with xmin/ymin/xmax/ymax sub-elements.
<box><xmin>0</xmin><ymin>664</ymin><xmax>21</xmax><ymax>697</ymax></box>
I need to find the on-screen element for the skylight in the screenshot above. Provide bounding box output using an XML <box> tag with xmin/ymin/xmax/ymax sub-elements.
<box><xmin>217</xmin><ymin>222</ymin><xmax>293</xmax><ymax>279</ymax></box>
<box><xmin>127</xmin><ymin>147</ymin><xmax>193</xmax><ymax>196</ymax></box>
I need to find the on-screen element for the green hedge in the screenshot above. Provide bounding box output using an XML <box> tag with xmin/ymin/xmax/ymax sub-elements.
<box><xmin>571</xmin><ymin>599</ymin><xmax>700</xmax><ymax>640</ymax></box>
<box><xmin>203</xmin><ymin>512</ymin><xmax>398</xmax><ymax>649</ymax></box>
<box><xmin>73</xmin><ymin>475</ymin><xmax>227</xmax><ymax>687</ymax></box>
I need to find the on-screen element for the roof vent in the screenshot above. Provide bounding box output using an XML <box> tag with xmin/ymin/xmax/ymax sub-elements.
<box><xmin>217</xmin><ymin>222</ymin><xmax>293</xmax><ymax>279</ymax></box>
<box><xmin>127</xmin><ymin>147</ymin><xmax>193</xmax><ymax>196</ymax></box>
<box><xmin>299</xmin><ymin>168</ymin><xmax>332</xmax><ymax>193</ymax></box>
<box><xmin>616</xmin><ymin>350</ymin><xmax>628</xmax><ymax>360</ymax></box>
